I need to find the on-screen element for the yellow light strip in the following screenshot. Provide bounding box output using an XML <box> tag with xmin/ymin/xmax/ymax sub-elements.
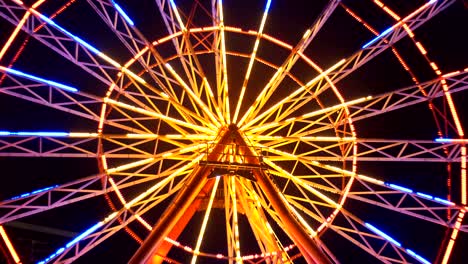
<box><xmin>441</xmin><ymin>210</ymin><xmax>465</xmax><ymax>264</ymax></box>
<box><xmin>125</xmin><ymin>133</ymin><xmax>214</xmax><ymax>140</ymax></box>
<box><xmin>264</xmin><ymin>159</ymin><xmax>339</xmax><ymax>208</ymax></box>
<box><xmin>238</xmin><ymin>68</ymin><xmax>283</xmax><ymax>128</ymax></box>
<box><xmin>0</xmin><ymin>3</ymin><xmax>33</xmax><ymax>60</ymax></box>
<box><xmin>241</xmin><ymin>59</ymin><xmax>346</xmax><ymax>130</ymax></box>
<box><xmin>191</xmin><ymin>176</ymin><xmax>221</xmax><ymax>264</ymax></box>
<box><xmin>125</xmin><ymin>155</ymin><xmax>202</xmax><ymax>208</ymax></box>
<box><xmin>167</xmin><ymin>0</ymin><xmax>220</xmax><ymax>122</ymax></box>
<box><xmin>462</xmin><ymin>146</ymin><xmax>467</xmax><ymax>205</ymax></box>
<box><xmin>203</xmin><ymin>77</ymin><xmax>225</xmax><ymax>125</ymax></box>
<box><xmin>282</xmin><ymin>195</ymin><xmax>317</xmax><ymax>237</ymax></box>
<box><xmin>0</xmin><ymin>226</ymin><xmax>21</xmax><ymax>263</ymax></box>
<box><xmin>231</xmin><ymin>176</ymin><xmax>242</xmax><ymax>263</ymax></box>
<box><xmin>101</xmin><ymin>155</ymin><xmax>108</xmax><ymax>170</ymax></box>
<box><xmin>164</xmin><ymin>63</ymin><xmax>221</xmax><ymax>128</ymax></box>
<box><xmin>415</xmin><ymin>42</ymin><xmax>427</xmax><ymax>55</ymax></box>
<box><xmin>105</xmin><ymin>98</ymin><xmax>214</xmax><ymax>134</ymax></box>
<box><xmin>250</xmin><ymin>135</ymin><xmax>356</xmax><ymax>142</ymax></box>
<box><xmin>216</xmin><ymin>0</ymin><xmax>230</xmax><ymax>124</ymax></box>
<box><xmin>247</xmin><ymin>95</ymin><xmax>370</xmax><ymax>134</ymax></box>
<box><xmin>233</xmin><ymin>0</ymin><xmax>271</xmax><ymax>124</ymax></box>
<box><xmin>107</xmin><ymin>163</ymin><xmax>167</xmax><ymax>233</ymax></box>
<box><xmin>440</xmin><ymin>79</ymin><xmax>464</xmax><ymax>137</ymax></box>
<box><xmin>109</xmin><ymin>177</ymin><xmax>127</xmax><ymax>205</ymax></box>
<box><xmin>107</xmin><ymin>157</ymin><xmax>155</xmax><ymax>174</ymax></box>
<box><xmin>98</xmin><ymin>103</ymin><xmax>107</xmax><ymax>133</ymax></box>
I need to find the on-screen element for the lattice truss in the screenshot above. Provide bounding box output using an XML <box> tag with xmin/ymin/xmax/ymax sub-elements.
<box><xmin>0</xmin><ymin>0</ymin><xmax>467</xmax><ymax>263</ymax></box>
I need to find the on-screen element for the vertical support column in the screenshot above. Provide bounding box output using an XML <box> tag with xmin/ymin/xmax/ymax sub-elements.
<box><xmin>252</xmin><ymin>169</ymin><xmax>332</xmax><ymax>264</ymax></box>
<box><xmin>129</xmin><ymin>166</ymin><xmax>210</xmax><ymax>264</ymax></box>
<box><xmin>150</xmin><ymin>180</ymin><xmax>215</xmax><ymax>264</ymax></box>
<box><xmin>228</xmin><ymin>125</ymin><xmax>331</xmax><ymax>264</ymax></box>
<box><xmin>130</xmin><ymin>127</ymin><xmax>230</xmax><ymax>263</ymax></box>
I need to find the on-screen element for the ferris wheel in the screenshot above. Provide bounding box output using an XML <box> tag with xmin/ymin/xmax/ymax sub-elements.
<box><xmin>0</xmin><ymin>0</ymin><xmax>467</xmax><ymax>263</ymax></box>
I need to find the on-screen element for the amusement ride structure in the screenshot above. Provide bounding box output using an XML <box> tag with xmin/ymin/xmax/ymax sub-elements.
<box><xmin>0</xmin><ymin>0</ymin><xmax>467</xmax><ymax>263</ymax></box>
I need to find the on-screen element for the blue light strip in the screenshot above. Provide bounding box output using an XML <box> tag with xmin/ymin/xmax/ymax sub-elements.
<box><xmin>362</xmin><ymin>26</ymin><xmax>393</xmax><ymax>49</ymax></box>
<box><xmin>0</xmin><ymin>67</ymin><xmax>78</xmax><ymax>92</ymax></box>
<box><xmin>37</xmin><ymin>222</ymin><xmax>104</xmax><ymax>264</ymax></box>
<box><xmin>406</xmin><ymin>249</ymin><xmax>431</xmax><ymax>264</ymax></box>
<box><xmin>416</xmin><ymin>192</ymin><xmax>433</xmax><ymax>200</ymax></box>
<box><xmin>362</xmin><ymin>0</ymin><xmax>437</xmax><ymax>49</ymax></box>
<box><xmin>112</xmin><ymin>1</ymin><xmax>135</xmax><ymax>26</ymax></box>
<box><xmin>37</xmin><ymin>14</ymin><xmax>102</xmax><ymax>56</ymax></box>
<box><xmin>37</xmin><ymin>247</ymin><xmax>65</xmax><ymax>264</ymax></box>
<box><xmin>383</xmin><ymin>181</ymin><xmax>456</xmax><ymax>207</ymax></box>
<box><xmin>434</xmin><ymin>197</ymin><xmax>455</xmax><ymax>206</ymax></box>
<box><xmin>0</xmin><ymin>131</ymin><xmax>69</xmax><ymax>137</ymax></box>
<box><xmin>65</xmin><ymin>222</ymin><xmax>103</xmax><ymax>248</ymax></box>
<box><xmin>265</xmin><ymin>0</ymin><xmax>272</xmax><ymax>11</ymax></box>
<box><xmin>365</xmin><ymin>223</ymin><xmax>432</xmax><ymax>264</ymax></box>
<box><xmin>365</xmin><ymin>223</ymin><xmax>401</xmax><ymax>247</ymax></box>
<box><xmin>387</xmin><ymin>183</ymin><xmax>412</xmax><ymax>193</ymax></box>
<box><xmin>8</xmin><ymin>185</ymin><xmax>58</xmax><ymax>201</ymax></box>
<box><xmin>435</xmin><ymin>138</ymin><xmax>467</xmax><ymax>143</ymax></box>
<box><xmin>435</xmin><ymin>138</ymin><xmax>452</xmax><ymax>143</ymax></box>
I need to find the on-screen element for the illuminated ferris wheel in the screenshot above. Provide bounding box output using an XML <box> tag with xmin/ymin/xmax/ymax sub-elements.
<box><xmin>0</xmin><ymin>0</ymin><xmax>467</xmax><ymax>263</ymax></box>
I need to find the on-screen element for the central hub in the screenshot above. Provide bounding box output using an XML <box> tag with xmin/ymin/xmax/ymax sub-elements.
<box><xmin>200</xmin><ymin>124</ymin><xmax>264</xmax><ymax>180</ymax></box>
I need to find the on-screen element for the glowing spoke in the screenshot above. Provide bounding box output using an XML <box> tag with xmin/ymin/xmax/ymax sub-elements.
<box><xmin>246</xmin><ymin>95</ymin><xmax>371</xmax><ymax>134</ymax></box>
<box><xmin>164</xmin><ymin>1</ymin><xmax>223</xmax><ymax>127</ymax></box>
<box><xmin>240</xmin><ymin>59</ymin><xmax>346</xmax><ymax>130</ymax></box>
<box><xmin>237</xmin><ymin>0</ymin><xmax>341</xmax><ymax>127</ymax></box>
<box><xmin>232</xmin><ymin>0</ymin><xmax>272</xmax><ymax>124</ymax></box>
<box><xmin>263</xmin><ymin>159</ymin><xmax>340</xmax><ymax>208</ymax></box>
<box><xmin>212</xmin><ymin>0</ymin><xmax>230</xmax><ymax>124</ymax></box>
<box><xmin>164</xmin><ymin>63</ymin><xmax>221</xmax><ymax>128</ymax></box>
<box><xmin>251</xmin><ymin>135</ymin><xmax>356</xmax><ymax>142</ymax></box>
<box><xmin>106</xmin><ymin>158</ymin><xmax>156</xmax><ymax>174</ymax></box>
<box><xmin>125</xmin><ymin>155</ymin><xmax>203</xmax><ymax>208</ymax></box>
<box><xmin>105</xmin><ymin>98</ymin><xmax>214</xmax><ymax>134</ymax></box>
<box><xmin>191</xmin><ymin>176</ymin><xmax>220</xmax><ymax>264</ymax></box>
